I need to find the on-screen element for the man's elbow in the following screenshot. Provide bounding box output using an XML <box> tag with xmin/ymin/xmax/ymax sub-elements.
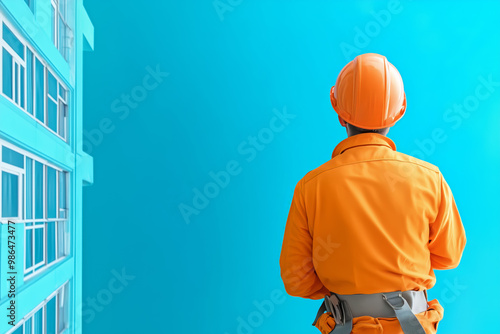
<box><xmin>282</xmin><ymin>283</ymin><xmax>304</xmax><ymax>298</ymax></box>
<box><xmin>282</xmin><ymin>283</ymin><xmax>327</xmax><ymax>300</ymax></box>
<box><xmin>280</xmin><ymin>269</ymin><xmax>303</xmax><ymax>297</ymax></box>
<box><xmin>431</xmin><ymin>234</ymin><xmax>467</xmax><ymax>270</ymax></box>
<box><xmin>432</xmin><ymin>260</ymin><xmax>460</xmax><ymax>270</ymax></box>
<box><xmin>431</xmin><ymin>252</ymin><xmax>464</xmax><ymax>270</ymax></box>
<box><xmin>280</xmin><ymin>272</ymin><xmax>328</xmax><ymax>300</ymax></box>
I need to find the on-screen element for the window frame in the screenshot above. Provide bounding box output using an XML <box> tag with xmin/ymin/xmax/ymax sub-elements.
<box><xmin>6</xmin><ymin>281</ymin><xmax>70</xmax><ymax>334</ymax></box>
<box><xmin>46</xmin><ymin>68</ymin><xmax>68</xmax><ymax>136</ymax></box>
<box><xmin>51</xmin><ymin>0</ymin><xmax>72</xmax><ymax>61</ymax></box>
<box><xmin>0</xmin><ymin>165</ymin><xmax>23</xmax><ymax>221</ymax></box>
<box><xmin>0</xmin><ymin>19</ymin><xmax>70</xmax><ymax>143</ymax></box>
<box><xmin>0</xmin><ymin>139</ymin><xmax>70</xmax><ymax>281</ymax></box>
<box><xmin>0</xmin><ymin>26</ymin><xmax>26</xmax><ymax>109</ymax></box>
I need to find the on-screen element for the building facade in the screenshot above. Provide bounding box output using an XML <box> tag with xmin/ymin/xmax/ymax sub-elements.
<box><xmin>0</xmin><ymin>0</ymin><xmax>93</xmax><ymax>333</ymax></box>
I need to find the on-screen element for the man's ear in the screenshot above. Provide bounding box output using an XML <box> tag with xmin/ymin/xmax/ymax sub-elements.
<box><xmin>338</xmin><ymin>116</ymin><xmax>347</xmax><ymax>127</ymax></box>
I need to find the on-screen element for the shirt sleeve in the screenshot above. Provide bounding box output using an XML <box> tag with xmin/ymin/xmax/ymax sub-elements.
<box><xmin>429</xmin><ymin>173</ymin><xmax>467</xmax><ymax>270</ymax></box>
<box><xmin>279</xmin><ymin>179</ymin><xmax>330</xmax><ymax>300</ymax></box>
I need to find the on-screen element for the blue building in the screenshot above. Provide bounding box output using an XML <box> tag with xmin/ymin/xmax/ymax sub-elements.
<box><xmin>0</xmin><ymin>0</ymin><xmax>93</xmax><ymax>333</ymax></box>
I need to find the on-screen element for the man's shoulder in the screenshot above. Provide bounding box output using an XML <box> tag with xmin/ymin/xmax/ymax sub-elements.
<box><xmin>299</xmin><ymin>158</ymin><xmax>343</xmax><ymax>184</ymax></box>
<box><xmin>391</xmin><ymin>151</ymin><xmax>441</xmax><ymax>174</ymax></box>
<box><xmin>299</xmin><ymin>151</ymin><xmax>441</xmax><ymax>185</ymax></box>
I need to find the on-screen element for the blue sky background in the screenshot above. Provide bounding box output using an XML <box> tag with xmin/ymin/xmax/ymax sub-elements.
<box><xmin>82</xmin><ymin>1</ymin><xmax>500</xmax><ymax>333</ymax></box>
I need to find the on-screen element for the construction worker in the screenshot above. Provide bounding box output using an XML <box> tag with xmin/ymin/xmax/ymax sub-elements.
<box><xmin>279</xmin><ymin>53</ymin><xmax>466</xmax><ymax>334</ymax></box>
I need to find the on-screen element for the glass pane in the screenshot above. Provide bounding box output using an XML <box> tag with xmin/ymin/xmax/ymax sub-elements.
<box><xmin>57</xmin><ymin>221</ymin><xmax>66</xmax><ymax>258</ymax></box>
<box><xmin>34</xmin><ymin>227</ymin><xmax>44</xmax><ymax>265</ymax></box>
<box><xmin>47</xmin><ymin>297</ymin><xmax>56</xmax><ymax>334</ymax></box>
<box><xmin>14</xmin><ymin>62</ymin><xmax>18</xmax><ymax>103</ymax></box>
<box><xmin>25</xmin><ymin>317</ymin><xmax>32</xmax><ymax>334</ymax></box>
<box><xmin>20</xmin><ymin>65</ymin><xmax>25</xmax><ymax>108</ymax></box>
<box><xmin>2</xmin><ymin>146</ymin><xmax>24</xmax><ymax>168</ymax></box>
<box><xmin>58</xmin><ymin>83</ymin><xmax>66</xmax><ymax>100</ymax></box>
<box><xmin>26</xmin><ymin>157</ymin><xmax>33</xmax><ymax>219</ymax></box>
<box><xmin>58</xmin><ymin>171</ymin><xmax>66</xmax><ymax>218</ymax></box>
<box><xmin>12</xmin><ymin>325</ymin><xmax>22</xmax><ymax>334</ymax></box>
<box><xmin>47</xmin><ymin>221</ymin><xmax>56</xmax><ymax>263</ymax></box>
<box><xmin>48</xmin><ymin>99</ymin><xmax>58</xmax><ymax>132</ymax></box>
<box><xmin>58</xmin><ymin>286</ymin><xmax>69</xmax><ymax>331</ymax></box>
<box><xmin>26</xmin><ymin>228</ymin><xmax>33</xmax><ymax>269</ymax></box>
<box><xmin>47</xmin><ymin>167</ymin><xmax>56</xmax><ymax>218</ymax></box>
<box><xmin>48</xmin><ymin>71</ymin><xmax>57</xmax><ymax>98</ymax></box>
<box><xmin>22</xmin><ymin>174</ymin><xmax>24</xmax><ymax>220</ymax></box>
<box><xmin>2</xmin><ymin>48</ymin><xmax>13</xmax><ymax>98</ymax></box>
<box><xmin>35</xmin><ymin>161</ymin><xmax>43</xmax><ymax>219</ymax></box>
<box><xmin>35</xmin><ymin>57</ymin><xmax>44</xmax><ymax>122</ymax></box>
<box><xmin>27</xmin><ymin>48</ymin><xmax>33</xmax><ymax>115</ymax></box>
<box><xmin>2</xmin><ymin>23</ymin><xmax>24</xmax><ymax>59</ymax></box>
<box><xmin>34</xmin><ymin>308</ymin><xmax>43</xmax><ymax>334</ymax></box>
<box><xmin>2</xmin><ymin>171</ymin><xmax>18</xmax><ymax>218</ymax></box>
<box><xmin>58</xmin><ymin>101</ymin><xmax>67</xmax><ymax>139</ymax></box>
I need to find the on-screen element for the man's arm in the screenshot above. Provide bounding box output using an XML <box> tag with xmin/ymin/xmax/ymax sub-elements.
<box><xmin>429</xmin><ymin>172</ymin><xmax>467</xmax><ymax>269</ymax></box>
<box><xmin>280</xmin><ymin>179</ymin><xmax>330</xmax><ymax>300</ymax></box>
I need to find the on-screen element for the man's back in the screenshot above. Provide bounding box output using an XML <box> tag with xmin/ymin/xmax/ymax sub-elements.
<box><xmin>280</xmin><ymin>133</ymin><xmax>466</xmax><ymax>299</ymax></box>
<box><xmin>280</xmin><ymin>53</ymin><xmax>466</xmax><ymax>333</ymax></box>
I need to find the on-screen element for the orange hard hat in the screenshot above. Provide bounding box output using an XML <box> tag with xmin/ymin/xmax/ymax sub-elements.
<box><xmin>330</xmin><ymin>53</ymin><xmax>406</xmax><ymax>129</ymax></box>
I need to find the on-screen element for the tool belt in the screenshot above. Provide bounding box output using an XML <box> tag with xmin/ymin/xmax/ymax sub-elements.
<box><xmin>312</xmin><ymin>290</ymin><xmax>428</xmax><ymax>334</ymax></box>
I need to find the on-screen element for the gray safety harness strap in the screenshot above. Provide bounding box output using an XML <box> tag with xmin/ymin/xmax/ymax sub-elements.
<box><xmin>382</xmin><ymin>291</ymin><xmax>426</xmax><ymax>334</ymax></box>
<box><xmin>313</xmin><ymin>291</ymin><xmax>426</xmax><ymax>334</ymax></box>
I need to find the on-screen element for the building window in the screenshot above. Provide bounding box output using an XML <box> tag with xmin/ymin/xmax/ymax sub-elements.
<box><xmin>0</xmin><ymin>141</ymin><xmax>70</xmax><ymax>280</ymax></box>
<box><xmin>51</xmin><ymin>0</ymin><xmax>72</xmax><ymax>61</ymax></box>
<box><xmin>2</xmin><ymin>23</ymin><xmax>24</xmax><ymax>59</ymax></box>
<box><xmin>1</xmin><ymin>147</ymin><xmax>23</xmax><ymax>219</ymax></box>
<box><xmin>7</xmin><ymin>282</ymin><xmax>70</xmax><ymax>334</ymax></box>
<box><xmin>34</xmin><ymin>56</ymin><xmax>44</xmax><ymax>122</ymax></box>
<box><xmin>25</xmin><ymin>160</ymin><xmax>69</xmax><ymax>278</ymax></box>
<box><xmin>0</xmin><ymin>20</ymin><xmax>70</xmax><ymax>142</ymax></box>
<box><xmin>47</xmin><ymin>70</ymin><xmax>68</xmax><ymax>137</ymax></box>
<box><xmin>1</xmin><ymin>171</ymin><xmax>20</xmax><ymax>218</ymax></box>
<box><xmin>1</xmin><ymin>23</ymin><xmax>26</xmax><ymax>109</ymax></box>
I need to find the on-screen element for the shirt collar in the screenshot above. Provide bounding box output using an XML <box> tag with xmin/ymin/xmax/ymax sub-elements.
<box><xmin>332</xmin><ymin>133</ymin><xmax>396</xmax><ymax>158</ymax></box>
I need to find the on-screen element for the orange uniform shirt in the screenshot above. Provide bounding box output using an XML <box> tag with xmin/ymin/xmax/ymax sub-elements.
<box><xmin>280</xmin><ymin>133</ymin><xmax>466</xmax><ymax>300</ymax></box>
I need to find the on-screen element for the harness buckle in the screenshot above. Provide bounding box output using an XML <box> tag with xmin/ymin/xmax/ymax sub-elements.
<box><xmin>382</xmin><ymin>292</ymin><xmax>405</xmax><ymax>310</ymax></box>
<box><xmin>324</xmin><ymin>293</ymin><xmax>347</xmax><ymax>325</ymax></box>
